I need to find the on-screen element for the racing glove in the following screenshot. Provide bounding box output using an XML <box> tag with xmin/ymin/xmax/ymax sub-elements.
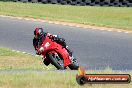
<box><xmin>35</xmin><ymin>49</ymin><xmax>41</xmax><ymax>55</ymax></box>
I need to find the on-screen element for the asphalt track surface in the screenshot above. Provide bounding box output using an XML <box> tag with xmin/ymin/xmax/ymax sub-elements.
<box><xmin>0</xmin><ymin>16</ymin><xmax>132</xmax><ymax>70</ymax></box>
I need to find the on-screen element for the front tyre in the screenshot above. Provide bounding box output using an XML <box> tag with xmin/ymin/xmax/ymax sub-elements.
<box><xmin>49</xmin><ymin>52</ymin><xmax>65</xmax><ymax>70</ymax></box>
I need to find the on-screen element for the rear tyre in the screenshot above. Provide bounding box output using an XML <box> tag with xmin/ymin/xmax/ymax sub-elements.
<box><xmin>69</xmin><ymin>63</ymin><xmax>79</xmax><ymax>70</ymax></box>
<box><xmin>49</xmin><ymin>52</ymin><xmax>65</xmax><ymax>70</ymax></box>
<box><xmin>68</xmin><ymin>56</ymin><xmax>79</xmax><ymax>70</ymax></box>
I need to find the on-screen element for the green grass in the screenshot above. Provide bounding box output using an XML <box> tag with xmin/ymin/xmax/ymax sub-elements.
<box><xmin>0</xmin><ymin>2</ymin><xmax>132</xmax><ymax>30</ymax></box>
<box><xmin>0</xmin><ymin>47</ymin><xmax>132</xmax><ymax>88</ymax></box>
<box><xmin>0</xmin><ymin>71</ymin><xmax>131</xmax><ymax>88</ymax></box>
<box><xmin>0</xmin><ymin>47</ymin><xmax>55</xmax><ymax>69</ymax></box>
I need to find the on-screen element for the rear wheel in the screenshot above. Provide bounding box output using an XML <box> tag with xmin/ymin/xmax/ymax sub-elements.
<box><xmin>49</xmin><ymin>52</ymin><xmax>65</xmax><ymax>70</ymax></box>
<box><xmin>69</xmin><ymin>63</ymin><xmax>79</xmax><ymax>70</ymax></box>
<box><xmin>68</xmin><ymin>56</ymin><xmax>79</xmax><ymax>70</ymax></box>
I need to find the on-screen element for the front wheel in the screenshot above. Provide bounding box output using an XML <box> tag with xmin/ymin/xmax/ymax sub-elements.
<box><xmin>48</xmin><ymin>52</ymin><xmax>65</xmax><ymax>70</ymax></box>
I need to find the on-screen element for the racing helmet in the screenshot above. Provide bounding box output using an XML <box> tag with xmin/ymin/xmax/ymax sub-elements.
<box><xmin>34</xmin><ymin>27</ymin><xmax>44</xmax><ymax>37</ymax></box>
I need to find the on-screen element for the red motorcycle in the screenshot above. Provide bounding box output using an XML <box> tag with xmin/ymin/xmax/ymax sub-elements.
<box><xmin>36</xmin><ymin>33</ymin><xmax>79</xmax><ymax>70</ymax></box>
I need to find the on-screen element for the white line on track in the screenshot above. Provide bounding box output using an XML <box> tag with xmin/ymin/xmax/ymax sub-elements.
<box><xmin>11</xmin><ymin>49</ymin><xmax>42</xmax><ymax>58</ymax></box>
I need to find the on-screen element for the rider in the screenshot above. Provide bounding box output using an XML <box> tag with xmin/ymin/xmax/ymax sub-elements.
<box><xmin>33</xmin><ymin>27</ymin><xmax>72</xmax><ymax>56</ymax></box>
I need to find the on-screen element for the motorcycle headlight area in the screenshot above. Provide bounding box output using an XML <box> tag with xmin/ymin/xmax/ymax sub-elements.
<box><xmin>39</xmin><ymin>47</ymin><xmax>44</xmax><ymax>52</ymax></box>
<box><xmin>39</xmin><ymin>42</ymin><xmax>50</xmax><ymax>52</ymax></box>
<box><xmin>45</xmin><ymin>42</ymin><xmax>50</xmax><ymax>48</ymax></box>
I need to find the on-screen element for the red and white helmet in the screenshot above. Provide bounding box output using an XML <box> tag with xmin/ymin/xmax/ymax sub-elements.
<box><xmin>34</xmin><ymin>27</ymin><xmax>44</xmax><ymax>36</ymax></box>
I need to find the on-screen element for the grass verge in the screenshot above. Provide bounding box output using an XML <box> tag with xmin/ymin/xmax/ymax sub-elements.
<box><xmin>0</xmin><ymin>47</ymin><xmax>55</xmax><ymax>69</ymax></box>
<box><xmin>0</xmin><ymin>2</ymin><xmax>132</xmax><ymax>30</ymax></box>
<box><xmin>0</xmin><ymin>47</ymin><xmax>132</xmax><ymax>88</ymax></box>
<box><xmin>0</xmin><ymin>71</ymin><xmax>131</xmax><ymax>88</ymax></box>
